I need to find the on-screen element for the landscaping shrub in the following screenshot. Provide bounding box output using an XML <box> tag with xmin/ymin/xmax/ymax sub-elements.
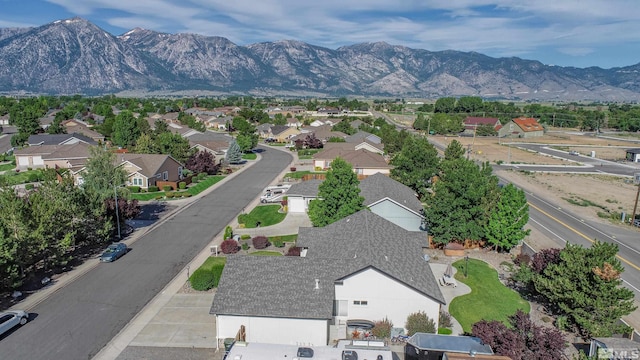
<box><xmin>198</xmin><ymin>172</ymin><xmax>207</xmax><ymax>180</ymax></box>
<box><xmin>179</xmin><ymin>181</ymin><xmax>186</xmax><ymax>189</ymax></box>
<box><xmin>437</xmin><ymin>328</ymin><xmax>452</xmax><ymax>335</ymax></box>
<box><xmin>189</xmin><ymin>268</ymin><xmax>216</xmax><ymax>291</ymax></box>
<box><xmin>272</xmin><ymin>238</ymin><xmax>284</xmax><ymax>248</ymax></box>
<box><xmin>252</xmin><ymin>236</ymin><xmax>270</xmax><ymax>249</ymax></box>
<box><xmin>285</xmin><ymin>246</ymin><xmax>301</xmax><ymax>256</ymax></box>
<box><xmin>128</xmin><ymin>186</ymin><xmax>141</xmax><ymax>193</ymax></box>
<box><xmin>240</xmin><ymin>234</ymin><xmax>251</xmax><ymax>240</ymax></box>
<box><xmin>221</xmin><ymin>239</ymin><xmax>239</xmax><ymax>254</ymax></box>
<box><xmin>406</xmin><ymin>311</ymin><xmax>436</xmax><ymax>336</ymax></box>
<box><xmin>154</xmin><ymin>195</ymin><xmax>163</xmax><ymax>200</ymax></box>
<box><xmin>241</xmin><ymin>242</ymin><xmax>249</xmax><ymax>251</ymax></box>
<box><xmin>224</xmin><ymin>226</ymin><xmax>233</xmax><ymax>240</ymax></box>
<box><xmin>148</xmin><ymin>186</ymin><xmax>159</xmax><ymax>192</ymax></box>
<box><xmin>439</xmin><ymin>309</ymin><xmax>453</xmax><ymax>328</ymax></box>
<box><xmin>372</xmin><ymin>317</ymin><xmax>393</xmax><ymax>339</ymax></box>
<box><xmin>162</xmin><ymin>185</ymin><xmax>172</xmax><ymax>191</ymax></box>
<box><xmin>184</xmin><ymin>193</ymin><xmax>192</xmax><ymax>197</ymax></box>
<box><xmin>165</xmin><ymin>192</ymin><xmax>175</xmax><ymax>198</ymax></box>
<box><xmin>513</xmin><ymin>253</ymin><xmax>531</xmax><ymax>267</ymax></box>
<box><xmin>531</xmin><ymin>248</ymin><xmax>561</xmax><ymax>273</ymax></box>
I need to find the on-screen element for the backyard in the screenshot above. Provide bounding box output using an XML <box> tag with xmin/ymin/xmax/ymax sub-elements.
<box><xmin>449</xmin><ymin>258</ymin><xmax>530</xmax><ymax>333</ymax></box>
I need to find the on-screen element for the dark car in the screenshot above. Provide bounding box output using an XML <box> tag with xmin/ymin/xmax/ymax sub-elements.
<box><xmin>100</xmin><ymin>243</ymin><xmax>128</xmax><ymax>262</ymax></box>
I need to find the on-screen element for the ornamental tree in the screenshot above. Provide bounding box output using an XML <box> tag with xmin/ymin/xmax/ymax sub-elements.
<box><xmin>390</xmin><ymin>135</ymin><xmax>439</xmax><ymax>200</ymax></box>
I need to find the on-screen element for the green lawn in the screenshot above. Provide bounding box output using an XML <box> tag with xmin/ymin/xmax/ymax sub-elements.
<box><xmin>194</xmin><ymin>256</ymin><xmax>227</xmax><ymax>287</ymax></box>
<box><xmin>130</xmin><ymin>175</ymin><xmax>225</xmax><ymax>200</ymax></box>
<box><xmin>0</xmin><ymin>169</ymin><xmax>45</xmax><ymax>185</ymax></box>
<box><xmin>0</xmin><ymin>163</ymin><xmax>15</xmax><ymax>172</ymax></box>
<box><xmin>449</xmin><ymin>258</ymin><xmax>530</xmax><ymax>333</ymax></box>
<box><xmin>242</xmin><ymin>152</ymin><xmax>257</xmax><ymax>160</ymax></box>
<box><xmin>238</xmin><ymin>205</ymin><xmax>286</xmax><ymax>228</ymax></box>
<box><xmin>250</xmin><ymin>251</ymin><xmax>282</xmax><ymax>256</ymax></box>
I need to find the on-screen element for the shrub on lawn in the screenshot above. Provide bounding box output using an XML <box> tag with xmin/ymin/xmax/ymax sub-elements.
<box><xmin>162</xmin><ymin>185</ymin><xmax>172</xmax><ymax>191</ymax></box>
<box><xmin>406</xmin><ymin>311</ymin><xmax>436</xmax><ymax>336</ymax></box>
<box><xmin>241</xmin><ymin>242</ymin><xmax>249</xmax><ymax>251</ymax></box>
<box><xmin>438</xmin><ymin>328</ymin><xmax>452</xmax><ymax>335</ymax></box>
<box><xmin>165</xmin><ymin>192</ymin><xmax>175</xmax><ymax>198</ymax></box>
<box><xmin>372</xmin><ymin>317</ymin><xmax>393</xmax><ymax>339</ymax></box>
<box><xmin>28</xmin><ymin>173</ymin><xmax>40</xmax><ymax>182</ymax></box>
<box><xmin>221</xmin><ymin>239</ymin><xmax>239</xmax><ymax>254</ymax></box>
<box><xmin>189</xmin><ymin>268</ymin><xmax>216</xmax><ymax>291</ymax></box>
<box><xmin>224</xmin><ymin>226</ymin><xmax>233</xmax><ymax>240</ymax></box>
<box><xmin>128</xmin><ymin>186</ymin><xmax>141</xmax><ymax>193</ymax></box>
<box><xmin>184</xmin><ymin>193</ymin><xmax>192</xmax><ymax>197</ymax></box>
<box><xmin>439</xmin><ymin>309</ymin><xmax>452</xmax><ymax>328</ymax></box>
<box><xmin>272</xmin><ymin>238</ymin><xmax>284</xmax><ymax>248</ymax></box>
<box><xmin>179</xmin><ymin>181</ymin><xmax>186</xmax><ymax>189</ymax></box>
<box><xmin>155</xmin><ymin>195</ymin><xmax>163</xmax><ymax>200</ymax></box>
<box><xmin>285</xmin><ymin>246</ymin><xmax>301</xmax><ymax>256</ymax></box>
<box><xmin>240</xmin><ymin>234</ymin><xmax>251</xmax><ymax>240</ymax></box>
<box><xmin>252</xmin><ymin>236</ymin><xmax>270</xmax><ymax>249</ymax></box>
<box><xmin>148</xmin><ymin>186</ymin><xmax>159</xmax><ymax>192</ymax></box>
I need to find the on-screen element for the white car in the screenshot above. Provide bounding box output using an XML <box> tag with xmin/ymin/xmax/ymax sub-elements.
<box><xmin>0</xmin><ymin>310</ymin><xmax>29</xmax><ymax>336</ymax></box>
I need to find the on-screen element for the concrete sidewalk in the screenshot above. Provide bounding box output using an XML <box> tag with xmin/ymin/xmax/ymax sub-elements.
<box><xmin>429</xmin><ymin>263</ymin><xmax>470</xmax><ymax>336</ymax></box>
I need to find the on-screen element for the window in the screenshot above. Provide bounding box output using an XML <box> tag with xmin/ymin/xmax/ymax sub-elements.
<box><xmin>163</xmin><ymin>171</ymin><xmax>168</xmax><ymax>180</ymax></box>
<box><xmin>353</xmin><ymin>300</ymin><xmax>368</xmax><ymax>306</ymax></box>
<box><xmin>333</xmin><ymin>300</ymin><xmax>348</xmax><ymax>316</ymax></box>
<box><xmin>133</xmin><ymin>178</ymin><xmax>143</xmax><ymax>186</ymax></box>
<box><xmin>76</xmin><ymin>177</ymin><xmax>84</xmax><ymax>185</ymax></box>
<box><xmin>178</xmin><ymin>166</ymin><xmax>183</xmax><ymax>179</ymax></box>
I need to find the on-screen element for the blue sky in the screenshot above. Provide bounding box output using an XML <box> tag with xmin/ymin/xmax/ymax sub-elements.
<box><xmin>1</xmin><ymin>0</ymin><xmax>639</xmax><ymax>69</ymax></box>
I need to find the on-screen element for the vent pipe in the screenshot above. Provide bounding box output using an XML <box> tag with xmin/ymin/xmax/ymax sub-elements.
<box><xmin>315</xmin><ymin>279</ymin><xmax>319</xmax><ymax>290</ymax></box>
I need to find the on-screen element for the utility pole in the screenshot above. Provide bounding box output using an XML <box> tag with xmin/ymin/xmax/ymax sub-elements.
<box><xmin>632</xmin><ymin>173</ymin><xmax>640</xmax><ymax>226</ymax></box>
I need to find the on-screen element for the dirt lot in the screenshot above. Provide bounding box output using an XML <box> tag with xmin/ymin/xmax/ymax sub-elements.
<box><xmin>429</xmin><ymin>133</ymin><xmax>640</xmax><ymax>237</ymax></box>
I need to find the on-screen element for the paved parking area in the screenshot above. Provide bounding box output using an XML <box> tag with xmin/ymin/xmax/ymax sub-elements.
<box><xmin>128</xmin><ymin>293</ymin><xmax>215</xmax><ymax>348</ymax></box>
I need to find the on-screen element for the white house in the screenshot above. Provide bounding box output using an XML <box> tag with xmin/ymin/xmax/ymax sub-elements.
<box><xmin>210</xmin><ymin>211</ymin><xmax>444</xmax><ymax>346</ymax></box>
<box><xmin>287</xmin><ymin>174</ymin><xmax>425</xmax><ymax>232</ymax></box>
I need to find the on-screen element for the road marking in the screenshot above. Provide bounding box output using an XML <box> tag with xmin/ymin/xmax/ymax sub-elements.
<box><xmin>529</xmin><ymin>217</ymin><xmax>567</xmax><ymax>244</ymax></box>
<box><xmin>527</xmin><ymin>193</ymin><xmax>640</xmax><ymax>257</ymax></box>
<box><xmin>529</xmin><ymin>202</ymin><xmax>640</xmax><ymax>272</ymax></box>
<box><xmin>622</xmin><ymin>279</ymin><xmax>640</xmax><ymax>294</ymax></box>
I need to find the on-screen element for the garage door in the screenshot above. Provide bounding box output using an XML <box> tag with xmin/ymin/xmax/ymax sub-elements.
<box><xmin>289</xmin><ymin>197</ymin><xmax>306</xmax><ymax>213</ymax></box>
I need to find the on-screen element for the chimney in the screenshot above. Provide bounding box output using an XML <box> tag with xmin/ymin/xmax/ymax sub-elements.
<box><xmin>314</xmin><ymin>279</ymin><xmax>319</xmax><ymax>290</ymax></box>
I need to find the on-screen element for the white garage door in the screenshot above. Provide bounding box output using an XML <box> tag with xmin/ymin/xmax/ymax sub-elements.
<box><xmin>288</xmin><ymin>197</ymin><xmax>306</xmax><ymax>213</ymax></box>
<box><xmin>17</xmin><ymin>156</ymin><xmax>30</xmax><ymax>167</ymax></box>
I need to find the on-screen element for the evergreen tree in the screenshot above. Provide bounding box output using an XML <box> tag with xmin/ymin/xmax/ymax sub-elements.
<box><xmin>308</xmin><ymin>158</ymin><xmax>364</xmax><ymax>227</ymax></box>
<box><xmin>484</xmin><ymin>184</ymin><xmax>530</xmax><ymax>252</ymax></box>
<box><xmin>533</xmin><ymin>241</ymin><xmax>636</xmax><ymax>338</ymax></box>
<box><xmin>225</xmin><ymin>140</ymin><xmax>243</xmax><ymax>164</ymax></box>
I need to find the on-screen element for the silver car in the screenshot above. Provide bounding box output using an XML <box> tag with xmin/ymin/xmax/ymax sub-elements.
<box><xmin>0</xmin><ymin>310</ymin><xmax>29</xmax><ymax>336</ymax></box>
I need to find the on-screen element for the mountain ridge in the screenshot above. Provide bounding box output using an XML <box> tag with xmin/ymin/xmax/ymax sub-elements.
<box><xmin>0</xmin><ymin>17</ymin><xmax>638</xmax><ymax>100</ymax></box>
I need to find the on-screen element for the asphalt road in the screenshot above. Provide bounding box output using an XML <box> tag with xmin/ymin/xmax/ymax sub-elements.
<box><xmin>524</xmin><ymin>188</ymin><xmax>640</xmax><ymax>298</ymax></box>
<box><xmin>0</xmin><ymin>147</ymin><xmax>293</xmax><ymax>360</ymax></box>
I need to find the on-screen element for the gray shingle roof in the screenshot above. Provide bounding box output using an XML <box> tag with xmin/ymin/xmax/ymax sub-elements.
<box><xmin>27</xmin><ymin>133</ymin><xmax>97</xmax><ymax>146</ymax></box>
<box><xmin>297</xmin><ymin>210</ymin><xmax>444</xmax><ymax>304</ymax></box>
<box><xmin>359</xmin><ymin>173</ymin><xmax>424</xmax><ymax>215</ymax></box>
<box><xmin>210</xmin><ymin>256</ymin><xmax>347</xmax><ymax>319</ymax></box>
<box><xmin>287</xmin><ymin>179</ymin><xmax>322</xmax><ymax>197</ymax></box>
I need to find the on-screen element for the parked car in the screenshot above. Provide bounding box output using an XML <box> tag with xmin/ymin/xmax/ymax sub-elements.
<box><xmin>100</xmin><ymin>243</ymin><xmax>129</xmax><ymax>262</ymax></box>
<box><xmin>0</xmin><ymin>310</ymin><xmax>29</xmax><ymax>336</ymax></box>
<box><xmin>265</xmin><ymin>138</ymin><xmax>277</xmax><ymax>143</ymax></box>
<box><xmin>569</xmin><ymin>150</ymin><xmax>579</xmax><ymax>156</ymax></box>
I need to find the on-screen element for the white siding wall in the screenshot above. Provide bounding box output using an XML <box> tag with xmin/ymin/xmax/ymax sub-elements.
<box><xmin>369</xmin><ymin>200</ymin><xmax>423</xmax><ymax>232</ymax></box>
<box><xmin>33</xmin><ymin>156</ymin><xmax>44</xmax><ymax>166</ymax></box>
<box><xmin>361</xmin><ymin>168</ymin><xmax>390</xmax><ymax>176</ymax></box>
<box><xmin>334</xmin><ymin>268</ymin><xmax>440</xmax><ymax>333</ymax></box>
<box><xmin>217</xmin><ymin>315</ymin><xmax>328</xmax><ymax>346</ymax></box>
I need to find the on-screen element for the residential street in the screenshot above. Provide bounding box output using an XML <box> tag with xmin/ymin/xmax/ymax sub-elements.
<box><xmin>0</xmin><ymin>146</ymin><xmax>293</xmax><ymax>360</ymax></box>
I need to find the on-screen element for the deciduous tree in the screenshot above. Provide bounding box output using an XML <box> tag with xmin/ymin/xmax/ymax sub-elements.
<box><xmin>484</xmin><ymin>184</ymin><xmax>530</xmax><ymax>252</ymax></box>
<box><xmin>308</xmin><ymin>158</ymin><xmax>364</xmax><ymax>227</ymax></box>
<box><xmin>390</xmin><ymin>135</ymin><xmax>439</xmax><ymax>200</ymax></box>
<box><xmin>111</xmin><ymin>110</ymin><xmax>140</xmax><ymax>148</ymax></box>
